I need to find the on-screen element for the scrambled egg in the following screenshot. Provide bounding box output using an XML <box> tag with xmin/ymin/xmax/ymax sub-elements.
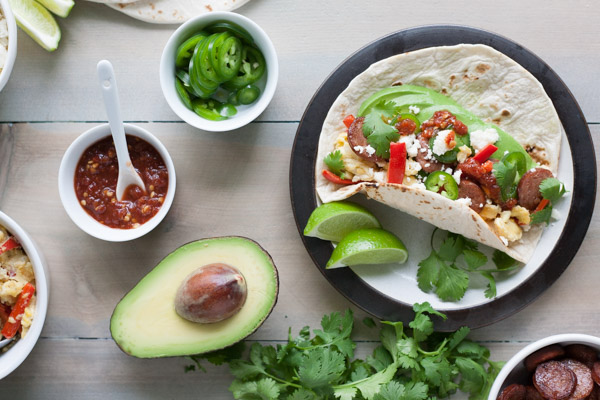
<box><xmin>0</xmin><ymin>226</ymin><xmax>36</xmax><ymax>339</ymax></box>
<box><xmin>480</xmin><ymin>204</ymin><xmax>530</xmax><ymax>244</ymax></box>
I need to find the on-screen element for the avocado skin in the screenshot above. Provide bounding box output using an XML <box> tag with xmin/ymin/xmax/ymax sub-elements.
<box><xmin>110</xmin><ymin>236</ymin><xmax>279</xmax><ymax>358</ymax></box>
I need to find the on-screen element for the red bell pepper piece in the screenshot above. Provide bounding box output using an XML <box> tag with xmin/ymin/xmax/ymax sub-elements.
<box><xmin>1</xmin><ymin>283</ymin><xmax>35</xmax><ymax>339</ymax></box>
<box><xmin>388</xmin><ymin>142</ymin><xmax>407</xmax><ymax>184</ymax></box>
<box><xmin>0</xmin><ymin>237</ymin><xmax>20</xmax><ymax>256</ymax></box>
<box><xmin>322</xmin><ymin>170</ymin><xmax>355</xmax><ymax>185</ymax></box>
<box><xmin>535</xmin><ymin>198</ymin><xmax>550</xmax><ymax>213</ymax></box>
<box><xmin>472</xmin><ymin>144</ymin><xmax>498</xmax><ymax>163</ymax></box>
<box><xmin>343</xmin><ymin>115</ymin><xmax>355</xmax><ymax>128</ymax></box>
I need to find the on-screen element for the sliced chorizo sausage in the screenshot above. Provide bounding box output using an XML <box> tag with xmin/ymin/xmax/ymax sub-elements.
<box><xmin>565</xmin><ymin>344</ymin><xmax>598</xmax><ymax>366</ymax></box>
<box><xmin>562</xmin><ymin>359</ymin><xmax>594</xmax><ymax>400</ymax></box>
<box><xmin>533</xmin><ymin>361</ymin><xmax>576</xmax><ymax>400</ymax></box>
<box><xmin>415</xmin><ymin>137</ymin><xmax>443</xmax><ymax>173</ymax></box>
<box><xmin>591</xmin><ymin>361</ymin><xmax>600</xmax><ymax>386</ymax></box>
<box><xmin>458</xmin><ymin>179</ymin><xmax>486</xmax><ymax>213</ymax></box>
<box><xmin>347</xmin><ymin>117</ymin><xmax>385</xmax><ymax>164</ymax></box>
<box><xmin>517</xmin><ymin>168</ymin><xmax>553</xmax><ymax>211</ymax></box>
<box><xmin>525</xmin><ymin>345</ymin><xmax>566</xmax><ymax>372</ymax></box>
<box><xmin>499</xmin><ymin>384</ymin><xmax>527</xmax><ymax>400</ymax></box>
<box><xmin>525</xmin><ymin>386</ymin><xmax>545</xmax><ymax>400</ymax></box>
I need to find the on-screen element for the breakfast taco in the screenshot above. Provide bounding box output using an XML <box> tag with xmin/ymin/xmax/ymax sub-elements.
<box><xmin>316</xmin><ymin>44</ymin><xmax>565</xmax><ymax>263</ymax></box>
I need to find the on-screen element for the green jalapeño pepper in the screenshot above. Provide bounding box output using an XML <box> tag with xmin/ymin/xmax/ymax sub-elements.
<box><xmin>213</xmin><ymin>35</ymin><xmax>243</xmax><ymax>81</ymax></box>
<box><xmin>425</xmin><ymin>171</ymin><xmax>459</xmax><ymax>200</ymax></box>
<box><xmin>502</xmin><ymin>151</ymin><xmax>527</xmax><ymax>177</ymax></box>
<box><xmin>191</xmin><ymin>98</ymin><xmax>227</xmax><ymax>121</ymax></box>
<box><xmin>175</xmin><ymin>32</ymin><xmax>208</xmax><ymax>68</ymax></box>
<box><xmin>392</xmin><ymin>113</ymin><xmax>421</xmax><ymax>133</ymax></box>
<box><xmin>175</xmin><ymin>77</ymin><xmax>193</xmax><ymax>110</ymax></box>
<box><xmin>429</xmin><ymin>131</ymin><xmax>471</xmax><ymax>164</ymax></box>
<box><xmin>223</xmin><ymin>45</ymin><xmax>266</xmax><ymax>89</ymax></box>
<box><xmin>198</xmin><ymin>33</ymin><xmax>222</xmax><ymax>83</ymax></box>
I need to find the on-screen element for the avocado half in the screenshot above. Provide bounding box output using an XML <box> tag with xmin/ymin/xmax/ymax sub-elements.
<box><xmin>110</xmin><ymin>236</ymin><xmax>279</xmax><ymax>358</ymax></box>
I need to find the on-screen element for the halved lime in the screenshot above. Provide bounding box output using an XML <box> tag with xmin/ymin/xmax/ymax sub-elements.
<box><xmin>36</xmin><ymin>0</ymin><xmax>74</xmax><ymax>18</ymax></box>
<box><xmin>304</xmin><ymin>201</ymin><xmax>381</xmax><ymax>242</ymax></box>
<box><xmin>9</xmin><ymin>0</ymin><xmax>61</xmax><ymax>52</ymax></box>
<box><xmin>326</xmin><ymin>228</ymin><xmax>408</xmax><ymax>269</ymax></box>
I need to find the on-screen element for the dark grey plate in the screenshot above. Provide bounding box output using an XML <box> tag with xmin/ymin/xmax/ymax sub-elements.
<box><xmin>289</xmin><ymin>25</ymin><xmax>596</xmax><ymax>330</ymax></box>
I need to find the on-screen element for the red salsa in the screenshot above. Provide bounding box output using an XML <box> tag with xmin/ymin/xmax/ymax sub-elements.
<box><xmin>74</xmin><ymin>135</ymin><xmax>169</xmax><ymax>229</ymax></box>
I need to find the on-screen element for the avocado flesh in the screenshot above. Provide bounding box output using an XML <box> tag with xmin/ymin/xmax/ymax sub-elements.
<box><xmin>358</xmin><ymin>85</ymin><xmax>535</xmax><ymax>169</ymax></box>
<box><xmin>110</xmin><ymin>237</ymin><xmax>278</xmax><ymax>358</ymax></box>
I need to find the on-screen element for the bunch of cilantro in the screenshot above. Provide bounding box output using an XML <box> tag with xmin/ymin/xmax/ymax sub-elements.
<box><xmin>418</xmin><ymin>230</ymin><xmax>520</xmax><ymax>302</ymax></box>
<box><xmin>186</xmin><ymin>303</ymin><xmax>504</xmax><ymax>400</ymax></box>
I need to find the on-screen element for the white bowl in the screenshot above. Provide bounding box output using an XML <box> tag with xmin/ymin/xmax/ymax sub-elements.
<box><xmin>0</xmin><ymin>0</ymin><xmax>17</xmax><ymax>92</ymax></box>
<box><xmin>0</xmin><ymin>211</ymin><xmax>49</xmax><ymax>380</ymax></box>
<box><xmin>58</xmin><ymin>124</ymin><xmax>176</xmax><ymax>241</ymax></box>
<box><xmin>159</xmin><ymin>11</ymin><xmax>278</xmax><ymax>132</ymax></box>
<box><xmin>488</xmin><ymin>334</ymin><xmax>600</xmax><ymax>400</ymax></box>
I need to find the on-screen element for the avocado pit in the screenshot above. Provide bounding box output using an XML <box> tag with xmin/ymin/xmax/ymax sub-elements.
<box><xmin>174</xmin><ymin>263</ymin><xmax>248</xmax><ymax>323</ymax></box>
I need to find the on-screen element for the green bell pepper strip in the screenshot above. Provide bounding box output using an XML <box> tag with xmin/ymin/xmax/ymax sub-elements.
<box><xmin>214</xmin><ymin>35</ymin><xmax>243</xmax><ymax>81</ymax></box>
<box><xmin>206</xmin><ymin>21</ymin><xmax>255</xmax><ymax>45</ymax></box>
<box><xmin>175</xmin><ymin>32</ymin><xmax>208</xmax><ymax>68</ymax></box>
<box><xmin>425</xmin><ymin>171</ymin><xmax>459</xmax><ymax>200</ymax></box>
<box><xmin>429</xmin><ymin>132</ymin><xmax>471</xmax><ymax>164</ymax></box>
<box><xmin>191</xmin><ymin>98</ymin><xmax>227</xmax><ymax>121</ymax></box>
<box><xmin>175</xmin><ymin>78</ymin><xmax>194</xmax><ymax>110</ymax></box>
<box><xmin>223</xmin><ymin>45</ymin><xmax>266</xmax><ymax>89</ymax></box>
<box><xmin>237</xmin><ymin>85</ymin><xmax>260</xmax><ymax>105</ymax></box>
<box><xmin>502</xmin><ymin>151</ymin><xmax>527</xmax><ymax>177</ymax></box>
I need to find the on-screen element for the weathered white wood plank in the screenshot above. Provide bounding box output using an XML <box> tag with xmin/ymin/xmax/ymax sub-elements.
<box><xmin>0</xmin><ymin>0</ymin><xmax>597</xmax><ymax>122</ymax></box>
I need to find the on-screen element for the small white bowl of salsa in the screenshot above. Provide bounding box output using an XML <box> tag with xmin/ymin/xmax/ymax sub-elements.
<box><xmin>58</xmin><ymin>124</ymin><xmax>176</xmax><ymax>241</ymax></box>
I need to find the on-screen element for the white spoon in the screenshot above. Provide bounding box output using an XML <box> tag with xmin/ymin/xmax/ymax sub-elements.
<box><xmin>97</xmin><ymin>60</ymin><xmax>146</xmax><ymax>200</ymax></box>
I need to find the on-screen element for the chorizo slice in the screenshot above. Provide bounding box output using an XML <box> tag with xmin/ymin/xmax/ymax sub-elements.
<box><xmin>533</xmin><ymin>361</ymin><xmax>576</xmax><ymax>400</ymax></box>
<box><xmin>586</xmin><ymin>385</ymin><xmax>599</xmax><ymax>400</ymax></box>
<box><xmin>562</xmin><ymin>359</ymin><xmax>594</xmax><ymax>400</ymax></box>
<box><xmin>415</xmin><ymin>137</ymin><xmax>443</xmax><ymax>173</ymax></box>
<box><xmin>525</xmin><ymin>386</ymin><xmax>545</xmax><ymax>400</ymax></box>
<box><xmin>517</xmin><ymin>168</ymin><xmax>553</xmax><ymax>211</ymax></box>
<box><xmin>347</xmin><ymin>117</ymin><xmax>385</xmax><ymax>164</ymax></box>
<box><xmin>591</xmin><ymin>361</ymin><xmax>600</xmax><ymax>386</ymax></box>
<box><xmin>458</xmin><ymin>179</ymin><xmax>485</xmax><ymax>213</ymax></box>
<box><xmin>525</xmin><ymin>345</ymin><xmax>566</xmax><ymax>372</ymax></box>
<box><xmin>565</xmin><ymin>345</ymin><xmax>598</xmax><ymax>366</ymax></box>
<box><xmin>499</xmin><ymin>384</ymin><xmax>527</xmax><ymax>400</ymax></box>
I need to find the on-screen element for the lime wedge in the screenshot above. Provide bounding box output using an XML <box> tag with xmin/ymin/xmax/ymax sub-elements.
<box><xmin>9</xmin><ymin>0</ymin><xmax>61</xmax><ymax>51</ymax></box>
<box><xmin>36</xmin><ymin>0</ymin><xmax>74</xmax><ymax>18</ymax></box>
<box><xmin>304</xmin><ymin>201</ymin><xmax>381</xmax><ymax>242</ymax></box>
<box><xmin>326</xmin><ymin>228</ymin><xmax>408</xmax><ymax>269</ymax></box>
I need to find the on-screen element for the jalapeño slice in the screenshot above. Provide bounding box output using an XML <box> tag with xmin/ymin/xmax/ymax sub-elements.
<box><xmin>175</xmin><ymin>78</ymin><xmax>193</xmax><ymax>110</ymax></box>
<box><xmin>198</xmin><ymin>33</ymin><xmax>222</xmax><ymax>83</ymax></box>
<box><xmin>425</xmin><ymin>171</ymin><xmax>459</xmax><ymax>200</ymax></box>
<box><xmin>191</xmin><ymin>98</ymin><xmax>227</xmax><ymax>121</ymax></box>
<box><xmin>392</xmin><ymin>113</ymin><xmax>421</xmax><ymax>132</ymax></box>
<box><xmin>189</xmin><ymin>37</ymin><xmax>219</xmax><ymax>95</ymax></box>
<box><xmin>237</xmin><ymin>85</ymin><xmax>260</xmax><ymax>105</ymax></box>
<box><xmin>215</xmin><ymin>35</ymin><xmax>243</xmax><ymax>81</ymax></box>
<box><xmin>206</xmin><ymin>21</ymin><xmax>255</xmax><ymax>45</ymax></box>
<box><xmin>175</xmin><ymin>32</ymin><xmax>208</xmax><ymax>68</ymax></box>
<box><xmin>223</xmin><ymin>45</ymin><xmax>266</xmax><ymax>89</ymax></box>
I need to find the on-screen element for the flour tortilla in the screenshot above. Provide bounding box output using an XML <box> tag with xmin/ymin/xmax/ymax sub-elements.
<box><xmin>316</xmin><ymin>44</ymin><xmax>562</xmax><ymax>263</ymax></box>
<box><xmin>106</xmin><ymin>0</ymin><xmax>252</xmax><ymax>24</ymax></box>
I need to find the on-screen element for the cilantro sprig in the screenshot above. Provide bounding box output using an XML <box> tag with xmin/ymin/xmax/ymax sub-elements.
<box><xmin>186</xmin><ymin>304</ymin><xmax>503</xmax><ymax>400</ymax></box>
<box><xmin>362</xmin><ymin>100</ymin><xmax>400</xmax><ymax>158</ymax></box>
<box><xmin>324</xmin><ymin>150</ymin><xmax>347</xmax><ymax>179</ymax></box>
<box><xmin>530</xmin><ymin>178</ymin><xmax>567</xmax><ymax>225</ymax></box>
<box><xmin>417</xmin><ymin>230</ymin><xmax>520</xmax><ymax>301</ymax></box>
<box><xmin>492</xmin><ymin>160</ymin><xmax>517</xmax><ymax>201</ymax></box>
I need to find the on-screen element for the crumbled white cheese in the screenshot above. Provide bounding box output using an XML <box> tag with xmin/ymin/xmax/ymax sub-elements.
<box><xmin>408</xmin><ymin>105</ymin><xmax>420</xmax><ymax>114</ymax></box>
<box><xmin>453</xmin><ymin>170</ymin><xmax>462</xmax><ymax>184</ymax></box>
<box><xmin>551</xmin><ymin>208</ymin><xmax>561</xmax><ymax>220</ymax></box>
<box><xmin>456</xmin><ymin>145</ymin><xmax>472</xmax><ymax>163</ymax></box>
<box><xmin>365</xmin><ymin>145</ymin><xmax>376</xmax><ymax>156</ymax></box>
<box><xmin>470</xmin><ymin>128</ymin><xmax>499</xmax><ymax>152</ymax></box>
<box><xmin>398</xmin><ymin>134</ymin><xmax>421</xmax><ymax>158</ymax></box>
<box><xmin>424</xmin><ymin>163</ymin><xmax>431</xmax><ymax>168</ymax></box>
<box><xmin>420</xmin><ymin>147</ymin><xmax>428</xmax><ymax>153</ymax></box>
<box><xmin>405</xmin><ymin>159</ymin><xmax>422</xmax><ymax>176</ymax></box>
<box><xmin>432</xmin><ymin>130</ymin><xmax>455</xmax><ymax>155</ymax></box>
<box><xmin>373</xmin><ymin>171</ymin><xmax>386</xmax><ymax>183</ymax></box>
<box><xmin>504</xmin><ymin>150</ymin><xmax>509</xmax><ymax>155</ymax></box>
<box><xmin>479</xmin><ymin>203</ymin><xmax>483</xmax><ymax>208</ymax></box>
<box><xmin>353</xmin><ymin>145</ymin><xmax>364</xmax><ymax>154</ymax></box>
<box><xmin>499</xmin><ymin>236</ymin><xmax>509</xmax><ymax>246</ymax></box>
<box><xmin>456</xmin><ymin>197</ymin><xmax>472</xmax><ymax>206</ymax></box>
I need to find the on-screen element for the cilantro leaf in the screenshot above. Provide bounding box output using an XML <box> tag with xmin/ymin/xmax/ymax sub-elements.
<box><xmin>229</xmin><ymin>378</ymin><xmax>282</xmax><ymax>400</ymax></box>
<box><xmin>447</xmin><ymin>326</ymin><xmax>471</xmax><ymax>352</ymax></box>
<box><xmin>373</xmin><ymin>381</ymin><xmax>406</xmax><ymax>400</ymax></box>
<box><xmin>437</xmin><ymin>233</ymin><xmax>465</xmax><ymax>262</ymax></box>
<box><xmin>287</xmin><ymin>388</ymin><xmax>319</xmax><ymax>400</ymax></box>
<box><xmin>365</xmin><ymin>118</ymin><xmax>399</xmax><ymax>158</ymax></box>
<box><xmin>298</xmin><ymin>348</ymin><xmax>346</xmax><ymax>389</ymax></box>
<box><xmin>463</xmin><ymin>249</ymin><xmax>487</xmax><ymax>270</ymax></box>
<box><xmin>324</xmin><ymin>150</ymin><xmax>346</xmax><ymax>179</ymax></box>
<box><xmin>455</xmin><ymin>357</ymin><xmax>487</xmax><ymax>397</ymax></box>
<box><xmin>363</xmin><ymin>317</ymin><xmax>376</xmax><ymax>329</ymax></box>
<box><xmin>492</xmin><ymin>250</ymin><xmax>517</xmax><ymax>270</ymax></box>
<box><xmin>531</xmin><ymin>205</ymin><xmax>552</xmax><ymax>225</ymax></box>
<box><xmin>493</xmin><ymin>160</ymin><xmax>517</xmax><ymax>201</ymax></box>
<box><xmin>435</xmin><ymin>263</ymin><xmax>470</xmax><ymax>302</ymax></box>
<box><xmin>480</xmin><ymin>271</ymin><xmax>497</xmax><ymax>299</ymax></box>
<box><xmin>362</xmin><ymin>100</ymin><xmax>399</xmax><ymax>136</ymax></box>
<box><xmin>539</xmin><ymin>177</ymin><xmax>567</xmax><ymax>203</ymax></box>
<box><xmin>402</xmin><ymin>381</ymin><xmax>430</xmax><ymax>400</ymax></box>
<box><xmin>367</xmin><ymin>346</ymin><xmax>394</xmax><ymax>372</ymax></box>
<box><xmin>417</xmin><ymin>252</ymin><xmax>442</xmax><ymax>292</ymax></box>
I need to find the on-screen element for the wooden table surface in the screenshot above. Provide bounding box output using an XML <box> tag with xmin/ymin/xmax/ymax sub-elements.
<box><xmin>0</xmin><ymin>1</ymin><xmax>598</xmax><ymax>398</ymax></box>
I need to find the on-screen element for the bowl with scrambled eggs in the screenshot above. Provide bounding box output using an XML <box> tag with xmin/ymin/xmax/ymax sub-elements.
<box><xmin>0</xmin><ymin>211</ymin><xmax>49</xmax><ymax>380</ymax></box>
<box><xmin>0</xmin><ymin>0</ymin><xmax>17</xmax><ymax>93</ymax></box>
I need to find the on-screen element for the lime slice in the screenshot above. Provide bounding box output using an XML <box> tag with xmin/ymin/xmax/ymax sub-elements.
<box><xmin>36</xmin><ymin>0</ymin><xmax>74</xmax><ymax>18</ymax></box>
<box><xmin>304</xmin><ymin>201</ymin><xmax>381</xmax><ymax>242</ymax></box>
<box><xmin>326</xmin><ymin>228</ymin><xmax>408</xmax><ymax>269</ymax></box>
<box><xmin>9</xmin><ymin>0</ymin><xmax>61</xmax><ymax>52</ymax></box>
